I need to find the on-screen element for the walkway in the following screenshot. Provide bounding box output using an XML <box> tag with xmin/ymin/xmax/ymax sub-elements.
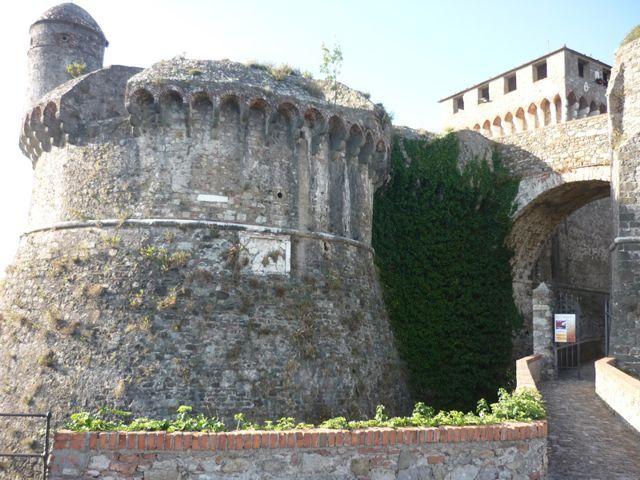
<box><xmin>541</xmin><ymin>363</ymin><xmax>640</xmax><ymax>479</ymax></box>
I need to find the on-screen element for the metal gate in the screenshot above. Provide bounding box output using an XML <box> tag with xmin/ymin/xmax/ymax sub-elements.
<box><xmin>0</xmin><ymin>412</ymin><xmax>51</xmax><ymax>479</ymax></box>
<box><xmin>553</xmin><ymin>290</ymin><xmax>581</xmax><ymax>378</ymax></box>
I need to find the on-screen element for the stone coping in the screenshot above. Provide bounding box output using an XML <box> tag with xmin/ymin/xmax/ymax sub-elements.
<box><xmin>595</xmin><ymin>357</ymin><xmax>640</xmax><ymax>432</ymax></box>
<box><xmin>516</xmin><ymin>354</ymin><xmax>544</xmax><ymax>390</ymax></box>
<box><xmin>53</xmin><ymin>422</ymin><xmax>547</xmax><ymax>452</ymax></box>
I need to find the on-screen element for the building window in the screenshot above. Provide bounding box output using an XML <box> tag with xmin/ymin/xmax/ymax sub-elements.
<box><xmin>505</xmin><ymin>74</ymin><xmax>517</xmax><ymax>93</ymax></box>
<box><xmin>578</xmin><ymin>59</ymin><xmax>588</xmax><ymax>78</ymax></box>
<box><xmin>478</xmin><ymin>85</ymin><xmax>490</xmax><ymax>103</ymax></box>
<box><xmin>533</xmin><ymin>61</ymin><xmax>547</xmax><ymax>82</ymax></box>
<box><xmin>453</xmin><ymin>96</ymin><xmax>464</xmax><ymax>113</ymax></box>
<box><xmin>602</xmin><ymin>69</ymin><xmax>611</xmax><ymax>87</ymax></box>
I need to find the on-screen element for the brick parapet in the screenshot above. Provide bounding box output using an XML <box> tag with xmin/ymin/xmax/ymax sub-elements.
<box><xmin>52</xmin><ymin>422</ymin><xmax>548</xmax><ymax>453</ymax></box>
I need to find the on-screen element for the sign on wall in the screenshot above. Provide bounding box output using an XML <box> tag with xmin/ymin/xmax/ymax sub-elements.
<box><xmin>554</xmin><ymin>314</ymin><xmax>576</xmax><ymax>343</ymax></box>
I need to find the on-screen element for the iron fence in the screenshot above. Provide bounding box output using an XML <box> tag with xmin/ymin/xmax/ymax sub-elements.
<box><xmin>0</xmin><ymin>412</ymin><xmax>51</xmax><ymax>480</ymax></box>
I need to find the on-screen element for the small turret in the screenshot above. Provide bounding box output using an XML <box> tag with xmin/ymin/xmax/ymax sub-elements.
<box><xmin>26</xmin><ymin>3</ymin><xmax>107</xmax><ymax>105</ymax></box>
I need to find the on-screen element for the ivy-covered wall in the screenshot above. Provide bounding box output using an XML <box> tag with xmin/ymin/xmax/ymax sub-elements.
<box><xmin>372</xmin><ymin>134</ymin><xmax>521</xmax><ymax>410</ymax></box>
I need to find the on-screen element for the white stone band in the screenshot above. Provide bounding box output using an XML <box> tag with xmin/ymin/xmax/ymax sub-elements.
<box><xmin>22</xmin><ymin>218</ymin><xmax>374</xmax><ymax>253</ymax></box>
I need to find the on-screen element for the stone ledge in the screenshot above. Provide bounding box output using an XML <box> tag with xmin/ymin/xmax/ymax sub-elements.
<box><xmin>595</xmin><ymin>357</ymin><xmax>640</xmax><ymax>433</ymax></box>
<box><xmin>53</xmin><ymin>421</ymin><xmax>548</xmax><ymax>452</ymax></box>
<box><xmin>516</xmin><ymin>354</ymin><xmax>544</xmax><ymax>390</ymax></box>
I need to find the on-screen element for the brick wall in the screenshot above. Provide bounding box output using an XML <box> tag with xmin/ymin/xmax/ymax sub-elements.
<box><xmin>49</xmin><ymin>423</ymin><xmax>547</xmax><ymax>479</ymax></box>
<box><xmin>595</xmin><ymin>357</ymin><xmax>640</xmax><ymax>433</ymax></box>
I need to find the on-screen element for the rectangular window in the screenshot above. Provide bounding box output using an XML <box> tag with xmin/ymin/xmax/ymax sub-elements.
<box><xmin>478</xmin><ymin>85</ymin><xmax>490</xmax><ymax>103</ymax></box>
<box><xmin>603</xmin><ymin>69</ymin><xmax>611</xmax><ymax>86</ymax></box>
<box><xmin>533</xmin><ymin>61</ymin><xmax>547</xmax><ymax>82</ymax></box>
<box><xmin>453</xmin><ymin>96</ymin><xmax>464</xmax><ymax>113</ymax></box>
<box><xmin>578</xmin><ymin>59</ymin><xmax>588</xmax><ymax>78</ymax></box>
<box><xmin>505</xmin><ymin>74</ymin><xmax>517</xmax><ymax>93</ymax></box>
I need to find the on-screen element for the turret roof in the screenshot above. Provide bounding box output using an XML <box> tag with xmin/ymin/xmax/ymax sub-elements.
<box><xmin>33</xmin><ymin>3</ymin><xmax>106</xmax><ymax>42</ymax></box>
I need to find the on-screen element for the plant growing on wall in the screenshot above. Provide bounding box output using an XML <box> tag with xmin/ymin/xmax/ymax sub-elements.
<box><xmin>372</xmin><ymin>133</ymin><xmax>521</xmax><ymax>411</ymax></box>
<box><xmin>320</xmin><ymin>42</ymin><xmax>343</xmax><ymax>105</ymax></box>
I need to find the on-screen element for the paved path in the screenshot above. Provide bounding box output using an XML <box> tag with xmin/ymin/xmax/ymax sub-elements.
<box><xmin>541</xmin><ymin>363</ymin><xmax>640</xmax><ymax>479</ymax></box>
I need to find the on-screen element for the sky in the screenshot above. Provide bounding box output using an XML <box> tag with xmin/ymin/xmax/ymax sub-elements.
<box><xmin>0</xmin><ymin>0</ymin><xmax>637</xmax><ymax>272</ymax></box>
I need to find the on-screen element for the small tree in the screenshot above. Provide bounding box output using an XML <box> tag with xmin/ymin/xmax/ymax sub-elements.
<box><xmin>320</xmin><ymin>42</ymin><xmax>343</xmax><ymax>105</ymax></box>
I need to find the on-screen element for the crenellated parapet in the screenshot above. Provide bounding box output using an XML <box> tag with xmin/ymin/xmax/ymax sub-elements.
<box><xmin>124</xmin><ymin>59</ymin><xmax>391</xmax><ymax>187</ymax></box>
<box><xmin>19</xmin><ymin>65</ymin><xmax>142</xmax><ymax>163</ymax></box>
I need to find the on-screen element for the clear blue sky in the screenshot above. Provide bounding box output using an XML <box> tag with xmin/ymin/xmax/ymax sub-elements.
<box><xmin>0</xmin><ymin>0</ymin><xmax>637</xmax><ymax>271</ymax></box>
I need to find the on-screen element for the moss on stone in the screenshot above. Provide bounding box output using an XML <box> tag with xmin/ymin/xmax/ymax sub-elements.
<box><xmin>621</xmin><ymin>25</ymin><xmax>640</xmax><ymax>46</ymax></box>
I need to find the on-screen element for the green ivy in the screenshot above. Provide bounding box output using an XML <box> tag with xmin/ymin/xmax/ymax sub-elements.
<box><xmin>66</xmin><ymin>388</ymin><xmax>544</xmax><ymax>432</ymax></box>
<box><xmin>372</xmin><ymin>134</ymin><xmax>521</xmax><ymax>411</ymax></box>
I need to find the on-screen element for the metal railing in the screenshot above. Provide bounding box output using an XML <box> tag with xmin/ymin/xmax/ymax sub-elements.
<box><xmin>0</xmin><ymin>412</ymin><xmax>51</xmax><ymax>480</ymax></box>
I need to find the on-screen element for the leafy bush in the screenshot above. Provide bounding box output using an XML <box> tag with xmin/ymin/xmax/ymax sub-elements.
<box><xmin>66</xmin><ymin>389</ymin><xmax>544</xmax><ymax>432</ymax></box>
<box><xmin>372</xmin><ymin>134</ymin><xmax>520</xmax><ymax>411</ymax></box>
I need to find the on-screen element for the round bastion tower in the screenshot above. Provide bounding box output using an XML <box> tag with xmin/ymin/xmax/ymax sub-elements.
<box><xmin>1</xmin><ymin>3</ymin><xmax>410</xmax><ymax>434</ymax></box>
<box><xmin>26</xmin><ymin>3</ymin><xmax>108</xmax><ymax>105</ymax></box>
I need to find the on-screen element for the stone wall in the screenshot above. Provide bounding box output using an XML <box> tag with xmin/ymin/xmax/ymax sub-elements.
<box><xmin>491</xmin><ymin>115</ymin><xmax>611</xmax><ymax>356</ymax></box>
<box><xmin>595</xmin><ymin>357</ymin><xmax>640</xmax><ymax>433</ymax></box>
<box><xmin>49</xmin><ymin>424</ymin><xmax>548</xmax><ymax>479</ymax></box>
<box><xmin>609</xmin><ymin>36</ymin><xmax>640</xmax><ymax>374</ymax></box>
<box><xmin>2</xmin><ymin>55</ymin><xmax>410</xmax><ymax>448</ymax></box>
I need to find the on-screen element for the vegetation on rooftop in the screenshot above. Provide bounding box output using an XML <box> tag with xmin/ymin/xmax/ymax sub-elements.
<box><xmin>621</xmin><ymin>25</ymin><xmax>640</xmax><ymax>46</ymax></box>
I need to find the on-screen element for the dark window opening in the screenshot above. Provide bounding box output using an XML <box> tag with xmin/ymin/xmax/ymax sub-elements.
<box><xmin>478</xmin><ymin>86</ymin><xmax>490</xmax><ymax>103</ymax></box>
<box><xmin>505</xmin><ymin>74</ymin><xmax>517</xmax><ymax>93</ymax></box>
<box><xmin>533</xmin><ymin>61</ymin><xmax>547</xmax><ymax>81</ymax></box>
<box><xmin>600</xmin><ymin>69</ymin><xmax>611</xmax><ymax>87</ymax></box>
<box><xmin>578</xmin><ymin>59</ymin><xmax>588</xmax><ymax>78</ymax></box>
<box><xmin>453</xmin><ymin>96</ymin><xmax>464</xmax><ymax>113</ymax></box>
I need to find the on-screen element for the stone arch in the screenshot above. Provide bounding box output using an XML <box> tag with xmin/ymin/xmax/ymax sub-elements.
<box><xmin>509</xmin><ymin>173</ymin><xmax>611</xmax><ymax>333</ymax></box>
<box><xmin>527</xmin><ymin>103</ymin><xmax>539</xmax><ymax>129</ymax></box>
<box><xmin>128</xmin><ymin>88</ymin><xmax>155</xmax><ymax>126</ymax></box>
<box><xmin>482</xmin><ymin>119</ymin><xmax>492</xmax><ymax>137</ymax></box>
<box><xmin>589</xmin><ymin>100</ymin><xmax>599</xmax><ymax>116</ymax></box>
<box><xmin>567</xmin><ymin>91</ymin><xmax>578</xmax><ymax>119</ymax></box>
<box><xmin>328</xmin><ymin>116</ymin><xmax>347</xmax><ymax>152</ymax></box>
<box><xmin>190</xmin><ymin>92</ymin><xmax>213</xmax><ymax>134</ymax></box>
<box><xmin>578</xmin><ymin>96</ymin><xmax>588</xmax><ymax>118</ymax></box>
<box><xmin>219</xmin><ymin>94</ymin><xmax>241</xmax><ymax>138</ymax></box>
<box><xmin>515</xmin><ymin>107</ymin><xmax>527</xmax><ymax>132</ymax></box>
<box><xmin>304</xmin><ymin>108</ymin><xmax>325</xmax><ymax>156</ymax></box>
<box><xmin>43</xmin><ymin>102</ymin><xmax>62</xmax><ymax>147</ymax></box>
<box><xmin>492</xmin><ymin>116</ymin><xmax>503</xmax><ymax>137</ymax></box>
<box><xmin>599</xmin><ymin>102</ymin><xmax>608</xmax><ymax>114</ymax></box>
<box><xmin>504</xmin><ymin>112</ymin><xmax>515</xmax><ymax>135</ymax></box>
<box><xmin>328</xmin><ymin>116</ymin><xmax>347</xmax><ymax>235</ymax></box>
<box><xmin>159</xmin><ymin>90</ymin><xmax>186</xmax><ymax>127</ymax></box>
<box><xmin>247</xmin><ymin>98</ymin><xmax>269</xmax><ymax>142</ymax></box>
<box><xmin>540</xmin><ymin>98</ymin><xmax>551</xmax><ymax>126</ymax></box>
<box><xmin>346</xmin><ymin>124</ymin><xmax>365</xmax><ymax>240</ymax></box>
<box><xmin>553</xmin><ymin>95</ymin><xmax>562</xmax><ymax>123</ymax></box>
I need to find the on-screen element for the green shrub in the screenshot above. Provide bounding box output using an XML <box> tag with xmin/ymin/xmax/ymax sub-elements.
<box><xmin>66</xmin><ymin>62</ymin><xmax>87</xmax><ymax>78</ymax></box>
<box><xmin>372</xmin><ymin>134</ymin><xmax>521</xmax><ymax>411</ymax></box>
<box><xmin>66</xmin><ymin>389</ymin><xmax>544</xmax><ymax>432</ymax></box>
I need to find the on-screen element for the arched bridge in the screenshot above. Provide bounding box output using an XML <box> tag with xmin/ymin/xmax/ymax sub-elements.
<box><xmin>484</xmin><ymin>114</ymin><xmax>611</xmax><ymax>350</ymax></box>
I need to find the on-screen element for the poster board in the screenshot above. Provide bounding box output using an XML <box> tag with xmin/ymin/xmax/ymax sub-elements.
<box><xmin>554</xmin><ymin>314</ymin><xmax>576</xmax><ymax>343</ymax></box>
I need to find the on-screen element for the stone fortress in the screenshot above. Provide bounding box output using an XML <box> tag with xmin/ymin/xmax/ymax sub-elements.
<box><xmin>438</xmin><ymin>46</ymin><xmax>616</xmax><ymax>360</ymax></box>
<box><xmin>2</xmin><ymin>2</ymin><xmax>640</xmax><ymax>446</ymax></box>
<box><xmin>440</xmin><ymin>47</ymin><xmax>611</xmax><ymax>135</ymax></box>
<box><xmin>1</xmin><ymin>2</ymin><xmax>411</xmax><ymax>430</ymax></box>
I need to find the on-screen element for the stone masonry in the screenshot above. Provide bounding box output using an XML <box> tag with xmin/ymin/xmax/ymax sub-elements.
<box><xmin>0</xmin><ymin>4</ymin><xmax>411</xmax><ymax>453</ymax></box>
<box><xmin>609</xmin><ymin>35</ymin><xmax>640</xmax><ymax>374</ymax></box>
<box><xmin>48</xmin><ymin>424</ymin><xmax>548</xmax><ymax>479</ymax></box>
